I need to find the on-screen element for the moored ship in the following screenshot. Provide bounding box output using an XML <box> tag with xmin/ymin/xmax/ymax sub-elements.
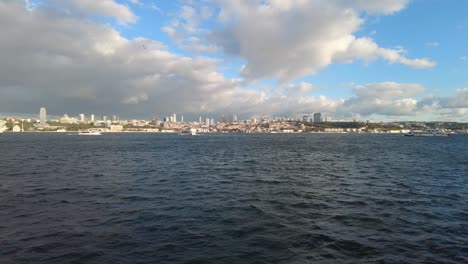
<box><xmin>78</xmin><ymin>130</ymin><xmax>101</xmax><ymax>136</ymax></box>
<box><xmin>404</xmin><ymin>129</ymin><xmax>449</xmax><ymax>137</ymax></box>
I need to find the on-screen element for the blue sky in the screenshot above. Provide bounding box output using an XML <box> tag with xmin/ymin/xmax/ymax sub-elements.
<box><xmin>0</xmin><ymin>0</ymin><xmax>467</xmax><ymax>120</ymax></box>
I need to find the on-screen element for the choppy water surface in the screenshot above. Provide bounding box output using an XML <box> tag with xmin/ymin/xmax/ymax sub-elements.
<box><xmin>0</xmin><ymin>133</ymin><xmax>467</xmax><ymax>263</ymax></box>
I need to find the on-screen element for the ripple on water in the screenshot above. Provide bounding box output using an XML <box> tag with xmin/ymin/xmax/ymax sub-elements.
<box><xmin>0</xmin><ymin>133</ymin><xmax>467</xmax><ymax>263</ymax></box>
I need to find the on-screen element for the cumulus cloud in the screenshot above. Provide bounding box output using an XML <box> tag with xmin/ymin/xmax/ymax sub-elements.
<box><xmin>208</xmin><ymin>0</ymin><xmax>435</xmax><ymax>82</ymax></box>
<box><xmin>439</xmin><ymin>88</ymin><xmax>468</xmax><ymax>108</ymax></box>
<box><xmin>340</xmin><ymin>82</ymin><xmax>426</xmax><ymax>116</ymax></box>
<box><xmin>162</xmin><ymin>3</ymin><xmax>216</xmax><ymax>54</ymax></box>
<box><xmin>0</xmin><ymin>1</ymin><xmax>463</xmax><ymax>121</ymax></box>
<box><xmin>336</xmin><ymin>0</ymin><xmax>410</xmax><ymax>14</ymax></box>
<box><xmin>0</xmin><ymin>1</ymin><xmax>260</xmax><ymax>117</ymax></box>
<box><xmin>48</xmin><ymin>0</ymin><xmax>137</xmax><ymax>24</ymax></box>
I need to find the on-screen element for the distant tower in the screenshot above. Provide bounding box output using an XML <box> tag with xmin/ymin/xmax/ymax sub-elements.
<box><xmin>103</xmin><ymin>115</ymin><xmax>107</xmax><ymax>122</ymax></box>
<box><xmin>91</xmin><ymin>114</ymin><xmax>95</xmax><ymax>122</ymax></box>
<box><xmin>199</xmin><ymin>116</ymin><xmax>202</xmax><ymax>124</ymax></box>
<box><xmin>313</xmin><ymin>112</ymin><xmax>322</xmax><ymax>123</ymax></box>
<box><xmin>205</xmin><ymin>117</ymin><xmax>210</xmax><ymax>126</ymax></box>
<box><xmin>79</xmin><ymin>113</ymin><xmax>85</xmax><ymax>122</ymax></box>
<box><xmin>181</xmin><ymin>115</ymin><xmax>184</xmax><ymax>123</ymax></box>
<box><xmin>39</xmin><ymin>107</ymin><xmax>47</xmax><ymax>127</ymax></box>
<box><xmin>233</xmin><ymin>114</ymin><xmax>238</xmax><ymax>123</ymax></box>
<box><xmin>173</xmin><ymin>113</ymin><xmax>177</xmax><ymax>123</ymax></box>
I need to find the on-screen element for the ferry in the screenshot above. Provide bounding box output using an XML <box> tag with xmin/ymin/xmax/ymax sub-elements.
<box><xmin>78</xmin><ymin>130</ymin><xmax>101</xmax><ymax>136</ymax></box>
<box><xmin>404</xmin><ymin>129</ymin><xmax>449</xmax><ymax>137</ymax></box>
<box><xmin>179</xmin><ymin>128</ymin><xmax>197</xmax><ymax>136</ymax></box>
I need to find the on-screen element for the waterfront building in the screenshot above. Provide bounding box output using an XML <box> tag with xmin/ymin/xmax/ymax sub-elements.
<box><xmin>313</xmin><ymin>112</ymin><xmax>322</xmax><ymax>123</ymax></box>
<box><xmin>39</xmin><ymin>107</ymin><xmax>47</xmax><ymax>127</ymax></box>
<box><xmin>205</xmin><ymin>118</ymin><xmax>210</xmax><ymax>126</ymax></box>
<box><xmin>91</xmin><ymin>114</ymin><xmax>95</xmax><ymax>122</ymax></box>
<box><xmin>303</xmin><ymin>115</ymin><xmax>309</xmax><ymax>122</ymax></box>
<box><xmin>79</xmin><ymin>113</ymin><xmax>85</xmax><ymax>122</ymax></box>
<box><xmin>172</xmin><ymin>113</ymin><xmax>177</xmax><ymax>123</ymax></box>
<box><xmin>60</xmin><ymin>114</ymin><xmax>78</xmax><ymax>124</ymax></box>
<box><xmin>0</xmin><ymin>120</ymin><xmax>7</xmax><ymax>132</ymax></box>
<box><xmin>110</xmin><ymin>125</ymin><xmax>123</xmax><ymax>132</ymax></box>
<box><xmin>12</xmin><ymin>125</ymin><xmax>21</xmax><ymax>132</ymax></box>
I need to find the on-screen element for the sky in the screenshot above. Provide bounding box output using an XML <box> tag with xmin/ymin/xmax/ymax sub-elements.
<box><xmin>0</xmin><ymin>0</ymin><xmax>467</xmax><ymax>121</ymax></box>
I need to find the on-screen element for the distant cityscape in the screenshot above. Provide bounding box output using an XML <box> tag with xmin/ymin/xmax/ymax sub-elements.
<box><xmin>0</xmin><ymin>107</ymin><xmax>467</xmax><ymax>134</ymax></box>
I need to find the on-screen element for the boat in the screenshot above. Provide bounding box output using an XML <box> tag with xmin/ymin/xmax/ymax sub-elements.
<box><xmin>179</xmin><ymin>128</ymin><xmax>197</xmax><ymax>136</ymax></box>
<box><xmin>404</xmin><ymin>129</ymin><xmax>449</xmax><ymax>137</ymax></box>
<box><xmin>78</xmin><ymin>130</ymin><xmax>101</xmax><ymax>136</ymax></box>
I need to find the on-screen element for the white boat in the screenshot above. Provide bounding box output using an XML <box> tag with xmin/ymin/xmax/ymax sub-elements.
<box><xmin>179</xmin><ymin>131</ymin><xmax>197</xmax><ymax>136</ymax></box>
<box><xmin>404</xmin><ymin>129</ymin><xmax>449</xmax><ymax>137</ymax></box>
<box><xmin>78</xmin><ymin>130</ymin><xmax>101</xmax><ymax>136</ymax></box>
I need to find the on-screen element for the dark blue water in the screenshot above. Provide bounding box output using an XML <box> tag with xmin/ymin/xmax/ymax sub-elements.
<box><xmin>1</xmin><ymin>133</ymin><xmax>467</xmax><ymax>263</ymax></box>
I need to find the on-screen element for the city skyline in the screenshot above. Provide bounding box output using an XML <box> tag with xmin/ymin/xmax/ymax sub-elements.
<box><xmin>0</xmin><ymin>0</ymin><xmax>466</xmax><ymax>121</ymax></box>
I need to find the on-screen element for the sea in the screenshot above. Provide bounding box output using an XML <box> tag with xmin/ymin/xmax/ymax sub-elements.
<box><xmin>0</xmin><ymin>133</ymin><xmax>467</xmax><ymax>264</ymax></box>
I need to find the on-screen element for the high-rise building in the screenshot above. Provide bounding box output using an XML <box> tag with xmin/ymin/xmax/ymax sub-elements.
<box><xmin>303</xmin><ymin>115</ymin><xmax>309</xmax><ymax>122</ymax></box>
<box><xmin>210</xmin><ymin>118</ymin><xmax>214</xmax><ymax>126</ymax></box>
<box><xmin>79</xmin><ymin>113</ymin><xmax>85</xmax><ymax>122</ymax></box>
<box><xmin>205</xmin><ymin>117</ymin><xmax>210</xmax><ymax>126</ymax></box>
<box><xmin>39</xmin><ymin>107</ymin><xmax>47</xmax><ymax>127</ymax></box>
<box><xmin>181</xmin><ymin>115</ymin><xmax>184</xmax><ymax>123</ymax></box>
<box><xmin>91</xmin><ymin>114</ymin><xmax>95</xmax><ymax>122</ymax></box>
<box><xmin>172</xmin><ymin>113</ymin><xmax>177</xmax><ymax>123</ymax></box>
<box><xmin>198</xmin><ymin>116</ymin><xmax>202</xmax><ymax>124</ymax></box>
<box><xmin>103</xmin><ymin>115</ymin><xmax>107</xmax><ymax>122</ymax></box>
<box><xmin>112</xmin><ymin>115</ymin><xmax>118</xmax><ymax>121</ymax></box>
<box><xmin>233</xmin><ymin>115</ymin><xmax>238</xmax><ymax>123</ymax></box>
<box><xmin>313</xmin><ymin>112</ymin><xmax>322</xmax><ymax>123</ymax></box>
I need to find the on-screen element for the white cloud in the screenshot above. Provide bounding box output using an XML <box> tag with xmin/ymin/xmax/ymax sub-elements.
<box><xmin>208</xmin><ymin>0</ymin><xmax>435</xmax><ymax>82</ymax></box>
<box><xmin>49</xmin><ymin>0</ymin><xmax>137</xmax><ymax>24</ymax></box>
<box><xmin>439</xmin><ymin>88</ymin><xmax>468</xmax><ymax>108</ymax></box>
<box><xmin>0</xmin><ymin>1</ymin><xmax>463</xmax><ymax>121</ymax></box>
<box><xmin>0</xmin><ymin>1</ymin><xmax>258</xmax><ymax>116</ymax></box>
<box><xmin>336</xmin><ymin>0</ymin><xmax>410</xmax><ymax>14</ymax></box>
<box><xmin>351</xmin><ymin>82</ymin><xmax>424</xmax><ymax>98</ymax></box>
<box><xmin>340</xmin><ymin>82</ymin><xmax>426</xmax><ymax>116</ymax></box>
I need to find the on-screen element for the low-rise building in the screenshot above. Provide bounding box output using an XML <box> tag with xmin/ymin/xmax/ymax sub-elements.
<box><xmin>110</xmin><ymin>125</ymin><xmax>123</xmax><ymax>132</ymax></box>
<box><xmin>60</xmin><ymin>114</ymin><xmax>78</xmax><ymax>124</ymax></box>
